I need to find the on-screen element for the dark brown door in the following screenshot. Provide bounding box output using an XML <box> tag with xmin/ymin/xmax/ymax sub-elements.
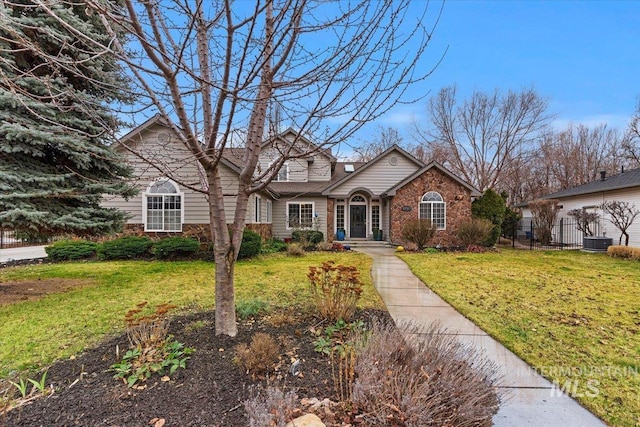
<box><xmin>350</xmin><ymin>205</ymin><xmax>366</xmax><ymax>238</ymax></box>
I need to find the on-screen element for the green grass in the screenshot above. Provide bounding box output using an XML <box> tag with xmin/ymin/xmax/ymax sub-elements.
<box><xmin>399</xmin><ymin>249</ymin><xmax>640</xmax><ymax>426</ymax></box>
<box><xmin>0</xmin><ymin>252</ymin><xmax>381</xmax><ymax>378</ymax></box>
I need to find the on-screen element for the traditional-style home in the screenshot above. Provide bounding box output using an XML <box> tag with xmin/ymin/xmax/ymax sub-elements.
<box><xmin>102</xmin><ymin>116</ymin><xmax>482</xmax><ymax>248</ymax></box>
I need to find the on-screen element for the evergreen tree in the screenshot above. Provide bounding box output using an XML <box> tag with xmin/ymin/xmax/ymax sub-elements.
<box><xmin>471</xmin><ymin>189</ymin><xmax>507</xmax><ymax>246</ymax></box>
<box><xmin>0</xmin><ymin>1</ymin><xmax>134</xmax><ymax>237</ymax></box>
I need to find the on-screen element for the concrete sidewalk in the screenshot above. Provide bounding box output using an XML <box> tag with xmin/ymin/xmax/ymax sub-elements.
<box><xmin>358</xmin><ymin>247</ymin><xmax>605</xmax><ymax>427</ymax></box>
<box><xmin>0</xmin><ymin>245</ymin><xmax>47</xmax><ymax>263</ymax></box>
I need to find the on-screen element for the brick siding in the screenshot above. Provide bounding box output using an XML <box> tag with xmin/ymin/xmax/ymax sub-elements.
<box><xmin>389</xmin><ymin>168</ymin><xmax>472</xmax><ymax>249</ymax></box>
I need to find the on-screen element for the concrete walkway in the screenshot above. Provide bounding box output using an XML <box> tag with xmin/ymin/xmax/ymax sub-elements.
<box><xmin>358</xmin><ymin>247</ymin><xmax>606</xmax><ymax>427</ymax></box>
<box><xmin>0</xmin><ymin>245</ymin><xmax>47</xmax><ymax>263</ymax></box>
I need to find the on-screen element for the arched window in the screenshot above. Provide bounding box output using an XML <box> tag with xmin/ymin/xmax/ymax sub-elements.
<box><xmin>419</xmin><ymin>191</ymin><xmax>445</xmax><ymax>230</ymax></box>
<box><xmin>351</xmin><ymin>195</ymin><xmax>366</xmax><ymax>203</ymax></box>
<box><xmin>144</xmin><ymin>179</ymin><xmax>183</xmax><ymax>231</ymax></box>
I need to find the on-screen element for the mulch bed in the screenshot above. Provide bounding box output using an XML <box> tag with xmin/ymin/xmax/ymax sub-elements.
<box><xmin>2</xmin><ymin>308</ymin><xmax>389</xmax><ymax>427</ymax></box>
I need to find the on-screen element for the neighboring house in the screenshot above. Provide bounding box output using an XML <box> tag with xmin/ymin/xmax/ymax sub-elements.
<box><xmin>519</xmin><ymin>168</ymin><xmax>640</xmax><ymax>246</ymax></box>
<box><xmin>102</xmin><ymin>116</ymin><xmax>481</xmax><ymax>248</ymax></box>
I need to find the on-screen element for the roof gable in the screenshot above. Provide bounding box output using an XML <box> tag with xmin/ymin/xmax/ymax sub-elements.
<box><xmin>322</xmin><ymin>145</ymin><xmax>424</xmax><ymax>195</ymax></box>
<box><xmin>116</xmin><ymin>115</ymin><xmax>242</xmax><ymax>174</ymax></box>
<box><xmin>384</xmin><ymin>161</ymin><xmax>482</xmax><ymax>197</ymax></box>
<box><xmin>262</xmin><ymin>128</ymin><xmax>336</xmax><ymax>163</ymax></box>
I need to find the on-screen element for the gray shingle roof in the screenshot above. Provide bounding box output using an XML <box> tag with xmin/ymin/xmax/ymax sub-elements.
<box><xmin>542</xmin><ymin>167</ymin><xmax>640</xmax><ymax>199</ymax></box>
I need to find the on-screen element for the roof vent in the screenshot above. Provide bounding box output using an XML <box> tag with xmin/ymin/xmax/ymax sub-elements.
<box><xmin>344</xmin><ymin>164</ymin><xmax>355</xmax><ymax>173</ymax></box>
<box><xmin>600</xmin><ymin>171</ymin><xmax>606</xmax><ymax>181</ymax></box>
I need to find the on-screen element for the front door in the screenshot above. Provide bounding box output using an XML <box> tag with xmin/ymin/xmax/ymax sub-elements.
<box><xmin>350</xmin><ymin>205</ymin><xmax>366</xmax><ymax>238</ymax></box>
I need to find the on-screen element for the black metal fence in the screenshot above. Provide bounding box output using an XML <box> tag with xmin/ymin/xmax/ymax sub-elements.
<box><xmin>515</xmin><ymin>217</ymin><xmax>603</xmax><ymax>250</ymax></box>
<box><xmin>0</xmin><ymin>229</ymin><xmax>51</xmax><ymax>249</ymax></box>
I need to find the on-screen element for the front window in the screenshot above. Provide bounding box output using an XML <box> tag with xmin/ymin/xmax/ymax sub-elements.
<box><xmin>371</xmin><ymin>205</ymin><xmax>380</xmax><ymax>230</ymax></box>
<box><xmin>254</xmin><ymin>195</ymin><xmax>261</xmax><ymax>223</ymax></box>
<box><xmin>287</xmin><ymin>202</ymin><xmax>314</xmax><ymax>229</ymax></box>
<box><xmin>336</xmin><ymin>204</ymin><xmax>345</xmax><ymax>230</ymax></box>
<box><xmin>274</xmin><ymin>163</ymin><xmax>289</xmax><ymax>182</ymax></box>
<box><xmin>145</xmin><ymin>179</ymin><xmax>183</xmax><ymax>231</ymax></box>
<box><xmin>266</xmin><ymin>200</ymin><xmax>272</xmax><ymax>223</ymax></box>
<box><xmin>419</xmin><ymin>191</ymin><xmax>445</xmax><ymax>230</ymax></box>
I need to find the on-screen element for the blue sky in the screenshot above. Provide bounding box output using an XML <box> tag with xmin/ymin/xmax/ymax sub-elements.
<box><xmin>374</xmin><ymin>0</ymin><xmax>640</xmax><ymax>140</ymax></box>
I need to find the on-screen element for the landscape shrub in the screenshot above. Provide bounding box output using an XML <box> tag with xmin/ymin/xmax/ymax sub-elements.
<box><xmin>97</xmin><ymin>236</ymin><xmax>152</xmax><ymax>260</ymax></box>
<box><xmin>291</xmin><ymin>230</ymin><xmax>324</xmax><ymax>247</ymax></box>
<box><xmin>45</xmin><ymin>240</ymin><xmax>98</xmax><ymax>261</ymax></box>
<box><xmin>244</xmin><ymin>385</ymin><xmax>299</xmax><ymax>427</ymax></box>
<box><xmin>152</xmin><ymin>236</ymin><xmax>199</xmax><ymax>259</ymax></box>
<box><xmin>401</xmin><ymin>219</ymin><xmax>436</xmax><ymax>250</ymax></box>
<box><xmin>456</xmin><ymin>218</ymin><xmax>494</xmax><ymax>247</ymax></box>
<box><xmin>261</xmin><ymin>238</ymin><xmax>287</xmax><ymax>254</ymax></box>
<box><xmin>472</xmin><ymin>189</ymin><xmax>506</xmax><ymax>246</ymax></box>
<box><xmin>352</xmin><ymin>320</ymin><xmax>501</xmax><ymax>426</ymax></box>
<box><xmin>286</xmin><ymin>242</ymin><xmax>305</xmax><ymax>257</ymax></box>
<box><xmin>238</xmin><ymin>229</ymin><xmax>262</xmax><ymax>259</ymax></box>
<box><xmin>110</xmin><ymin>302</ymin><xmax>193</xmax><ymax>387</ymax></box>
<box><xmin>234</xmin><ymin>332</ymin><xmax>280</xmax><ymax>376</ymax></box>
<box><xmin>308</xmin><ymin>261</ymin><xmax>363</xmax><ymax>322</ymax></box>
<box><xmin>607</xmin><ymin>245</ymin><xmax>640</xmax><ymax>260</ymax></box>
<box><xmin>316</xmin><ymin>241</ymin><xmax>333</xmax><ymax>251</ymax></box>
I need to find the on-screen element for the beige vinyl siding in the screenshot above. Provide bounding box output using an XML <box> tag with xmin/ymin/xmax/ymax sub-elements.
<box><xmin>308</xmin><ymin>155</ymin><xmax>332</xmax><ymax>182</ymax></box>
<box><xmin>330</xmin><ymin>151</ymin><xmax>420</xmax><ymax>196</ymax></box>
<box><xmin>272</xmin><ymin>197</ymin><xmax>328</xmax><ymax>239</ymax></box>
<box><xmin>102</xmin><ymin>124</ymin><xmax>239</xmax><ymax>225</ymax></box>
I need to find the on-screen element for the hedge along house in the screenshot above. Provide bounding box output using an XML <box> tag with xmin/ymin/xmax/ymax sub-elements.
<box><xmin>102</xmin><ymin>115</ymin><xmax>481</xmax><ymax>247</ymax></box>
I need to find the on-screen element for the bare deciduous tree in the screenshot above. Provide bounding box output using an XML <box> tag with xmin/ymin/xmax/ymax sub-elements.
<box><xmin>349</xmin><ymin>126</ymin><xmax>403</xmax><ymax>162</ymax></box>
<box><xmin>567</xmin><ymin>208</ymin><xmax>600</xmax><ymax>237</ymax></box>
<box><xmin>601</xmin><ymin>200</ymin><xmax>640</xmax><ymax>246</ymax></box>
<box><xmin>622</xmin><ymin>100</ymin><xmax>640</xmax><ymax>167</ymax></box>
<box><xmin>13</xmin><ymin>0</ymin><xmax>442</xmax><ymax>336</ymax></box>
<box><xmin>538</xmin><ymin>124</ymin><xmax>623</xmax><ymax>191</ymax></box>
<box><xmin>415</xmin><ymin>85</ymin><xmax>550</xmax><ymax>192</ymax></box>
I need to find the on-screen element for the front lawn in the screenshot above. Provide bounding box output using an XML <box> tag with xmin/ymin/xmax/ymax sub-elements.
<box><xmin>0</xmin><ymin>252</ymin><xmax>382</xmax><ymax>378</ymax></box>
<box><xmin>400</xmin><ymin>249</ymin><xmax>640</xmax><ymax>426</ymax></box>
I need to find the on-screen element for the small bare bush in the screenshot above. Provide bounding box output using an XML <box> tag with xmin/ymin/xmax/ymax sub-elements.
<box><xmin>244</xmin><ymin>385</ymin><xmax>299</xmax><ymax>427</ymax></box>
<box><xmin>316</xmin><ymin>241</ymin><xmax>333</xmax><ymax>251</ymax></box>
<box><xmin>401</xmin><ymin>219</ymin><xmax>436</xmax><ymax>250</ymax></box>
<box><xmin>234</xmin><ymin>333</ymin><xmax>280</xmax><ymax>376</ymax></box>
<box><xmin>456</xmin><ymin>218</ymin><xmax>494</xmax><ymax>247</ymax></box>
<box><xmin>607</xmin><ymin>245</ymin><xmax>640</xmax><ymax>260</ymax></box>
<box><xmin>308</xmin><ymin>261</ymin><xmax>364</xmax><ymax>322</ymax></box>
<box><xmin>124</xmin><ymin>302</ymin><xmax>176</xmax><ymax>350</ymax></box>
<box><xmin>352</xmin><ymin>320</ymin><xmax>501</xmax><ymax>426</ymax></box>
<box><xmin>287</xmin><ymin>242</ymin><xmax>305</xmax><ymax>257</ymax></box>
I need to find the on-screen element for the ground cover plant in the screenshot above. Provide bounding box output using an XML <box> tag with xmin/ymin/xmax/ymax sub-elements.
<box><xmin>400</xmin><ymin>249</ymin><xmax>640</xmax><ymax>426</ymax></box>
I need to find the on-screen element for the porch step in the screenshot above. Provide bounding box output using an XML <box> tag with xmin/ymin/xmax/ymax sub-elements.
<box><xmin>338</xmin><ymin>240</ymin><xmax>393</xmax><ymax>248</ymax></box>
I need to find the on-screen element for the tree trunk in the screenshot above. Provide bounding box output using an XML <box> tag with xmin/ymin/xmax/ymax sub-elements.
<box><xmin>206</xmin><ymin>169</ymin><xmax>239</xmax><ymax>337</ymax></box>
<box><xmin>624</xmin><ymin>231</ymin><xmax>630</xmax><ymax>246</ymax></box>
<box><xmin>214</xmin><ymin>246</ymin><xmax>238</xmax><ymax>336</ymax></box>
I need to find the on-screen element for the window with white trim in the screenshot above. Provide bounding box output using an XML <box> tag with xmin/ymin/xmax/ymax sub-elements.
<box><xmin>274</xmin><ymin>163</ymin><xmax>289</xmax><ymax>182</ymax></box>
<box><xmin>145</xmin><ymin>179</ymin><xmax>183</xmax><ymax>231</ymax></box>
<box><xmin>371</xmin><ymin>205</ymin><xmax>380</xmax><ymax>230</ymax></box>
<box><xmin>336</xmin><ymin>204</ymin><xmax>345</xmax><ymax>230</ymax></box>
<box><xmin>287</xmin><ymin>202</ymin><xmax>314</xmax><ymax>229</ymax></box>
<box><xmin>266</xmin><ymin>200</ymin><xmax>272</xmax><ymax>223</ymax></box>
<box><xmin>254</xmin><ymin>195</ymin><xmax>261</xmax><ymax>223</ymax></box>
<box><xmin>419</xmin><ymin>191</ymin><xmax>445</xmax><ymax>230</ymax></box>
